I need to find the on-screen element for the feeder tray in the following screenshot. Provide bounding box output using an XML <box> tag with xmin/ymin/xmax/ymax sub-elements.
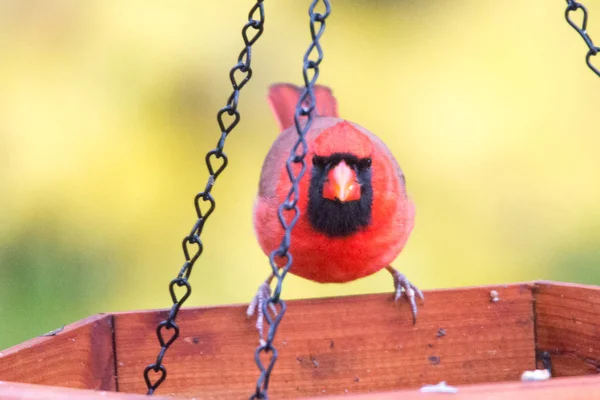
<box><xmin>0</xmin><ymin>280</ymin><xmax>599</xmax><ymax>399</ymax></box>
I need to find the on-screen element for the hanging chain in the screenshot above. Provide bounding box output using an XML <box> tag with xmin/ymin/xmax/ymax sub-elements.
<box><xmin>565</xmin><ymin>0</ymin><xmax>600</xmax><ymax>77</ymax></box>
<box><xmin>143</xmin><ymin>0</ymin><xmax>266</xmax><ymax>394</ymax></box>
<box><xmin>250</xmin><ymin>1</ymin><xmax>331</xmax><ymax>399</ymax></box>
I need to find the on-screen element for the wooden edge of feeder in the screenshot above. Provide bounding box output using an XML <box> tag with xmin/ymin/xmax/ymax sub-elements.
<box><xmin>0</xmin><ymin>314</ymin><xmax>108</xmax><ymax>358</ymax></box>
<box><xmin>110</xmin><ymin>280</ymin><xmax>538</xmax><ymax>317</ymax></box>
<box><xmin>0</xmin><ymin>380</ymin><xmax>171</xmax><ymax>400</ymax></box>
<box><xmin>102</xmin><ymin>280</ymin><xmax>596</xmax><ymax>319</ymax></box>
<box><xmin>2</xmin><ymin>373</ymin><xmax>600</xmax><ymax>400</ymax></box>
<box><xmin>534</xmin><ymin>279</ymin><xmax>600</xmax><ymax>291</ymax></box>
<box><xmin>299</xmin><ymin>375</ymin><xmax>600</xmax><ymax>400</ymax></box>
<box><xmin>0</xmin><ymin>314</ymin><xmax>116</xmax><ymax>391</ymax></box>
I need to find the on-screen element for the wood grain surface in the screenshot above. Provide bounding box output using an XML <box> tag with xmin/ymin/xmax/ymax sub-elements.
<box><xmin>301</xmin><ymin>375</ymin><xmax>600</xmax><ymax>400</ymax></box>
<box><xmin>3</xmin><ymin>375</ymin><xmax>600</xmax><ymax>400</ymax></box>
<box><xmin>535</xmin><ymin>280</ymin><xmax>600</xmax><ymax>377</ymax></box>
<box><xmin>0</xmin><ymin>381</ymin><xmax>168</xmax><ymax>400</ymax></box>
<box><xmin>114</xmin><ymin>284</ymin><xmax>535</xmax><ymax>398</ymax></box>
<box><xmin>0</xmin><ymin>314</ymin><xmax>116</xmax><ymax>391</ymax></box>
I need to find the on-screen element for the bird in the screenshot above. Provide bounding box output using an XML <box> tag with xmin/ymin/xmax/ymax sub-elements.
<box><xmin>247</xmin><ymin>83</ymin><xmax>423</xmax><ymax>342</ymax></box>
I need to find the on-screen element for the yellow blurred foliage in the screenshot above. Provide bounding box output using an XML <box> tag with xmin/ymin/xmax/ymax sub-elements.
<box><xmin>0</xmin><ymin>0</ymin><xmax>599</xmax><ymax>348</ymax></box>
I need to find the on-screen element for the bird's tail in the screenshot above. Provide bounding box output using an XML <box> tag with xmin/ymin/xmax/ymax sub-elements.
<box><xmin>267</xmin><ymin>83</ymin><xmax>339</xmax><ymax>131</ymax></box>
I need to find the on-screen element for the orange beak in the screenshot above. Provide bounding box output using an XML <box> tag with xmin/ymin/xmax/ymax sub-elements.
<box><xmin>322</xmin><ymin>160</ymin><xmax>361</xmax><ymax>202</ymax></box>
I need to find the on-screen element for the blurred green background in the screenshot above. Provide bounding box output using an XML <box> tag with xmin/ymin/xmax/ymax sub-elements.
<box><xmin>1</xmin><ymin>0</ymin><xmax>599</xmax><ymax>350</ymax></box>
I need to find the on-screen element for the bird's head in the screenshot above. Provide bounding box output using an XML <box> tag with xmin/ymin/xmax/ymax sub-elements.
<box><xmin>307</xmin><ymin>121</ymin><xmax>374</xmax><ymax>237</ymax></box>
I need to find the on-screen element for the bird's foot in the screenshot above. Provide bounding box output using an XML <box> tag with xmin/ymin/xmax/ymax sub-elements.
<box><xmin>387</xmin><ymin>266</ymin><xmax>424</xmax><ymax>324</ymax></box>
<box><xmin>246</xmin><ymin>277</ymin><xmax>276</xmax><ymax>346</ymax></box>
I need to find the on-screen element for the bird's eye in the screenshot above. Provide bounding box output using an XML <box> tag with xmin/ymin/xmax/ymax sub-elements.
<box><xmin>312</xmin><ymin>156</ymin><xmax>326</xmax><ymax>168</ymax></box>
<box><xmin>358</xmin><ymin>158</ymin><xmax>372</xmax><ymax>169</ymax></box>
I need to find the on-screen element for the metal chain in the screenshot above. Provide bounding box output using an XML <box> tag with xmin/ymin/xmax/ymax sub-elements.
<box><xmin>143</xmin><ymin>1</ymin><xmax>266</xmax><ymax>394</ymax></box>
<box><xmin>250</xmin><ymin>1</ymin><xmax>331</xmax><ymax>399</ymax></box>
<box><xmin>565</xmin><ymin>0</ymin><xmax>600</xmax><ymax>77</ymax></box>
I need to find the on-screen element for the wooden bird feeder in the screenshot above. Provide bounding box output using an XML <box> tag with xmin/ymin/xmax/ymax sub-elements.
<box><xmin>1</xmin><ymin>280</ymin><xmax>599</xmax><ymax>399</ymax></box>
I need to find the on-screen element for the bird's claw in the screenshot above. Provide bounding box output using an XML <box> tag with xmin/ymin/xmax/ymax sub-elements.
<box><xmin>247</xmin><ymin>280</ymin><xmax>276</xmax><ymax>345</ymax></box>
<box><xmin>391</xmin><ymin>270</ymin><xmax>424</xmax><ymax>324</ymax></box>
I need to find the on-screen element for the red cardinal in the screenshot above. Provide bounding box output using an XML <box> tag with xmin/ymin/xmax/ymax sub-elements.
<box><xmin>247</xmin><ymin>83</ymin><xmax>422</xmax><ymax>340</ymax></box>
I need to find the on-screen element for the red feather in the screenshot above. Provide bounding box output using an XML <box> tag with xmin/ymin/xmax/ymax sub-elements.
<box><xmin>267</xmin><ymin>83</ymin><xmax>339</xmax><ymax>131</ymax></box>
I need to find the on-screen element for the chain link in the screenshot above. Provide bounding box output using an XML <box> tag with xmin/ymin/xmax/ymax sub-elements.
<box><xmin>565</xmin><ymin>0</ymin><xmax>600</xmax><ymax>77</ymax></box>
<box><xmin>143</xmin><ymin>1</ymin><xmax>266</xmax><ymax>394</ymax></box>
<box><xmin>250</xmin><ymin>1</ymin><xmax>331</xmax><ymax>399</ymax></box>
